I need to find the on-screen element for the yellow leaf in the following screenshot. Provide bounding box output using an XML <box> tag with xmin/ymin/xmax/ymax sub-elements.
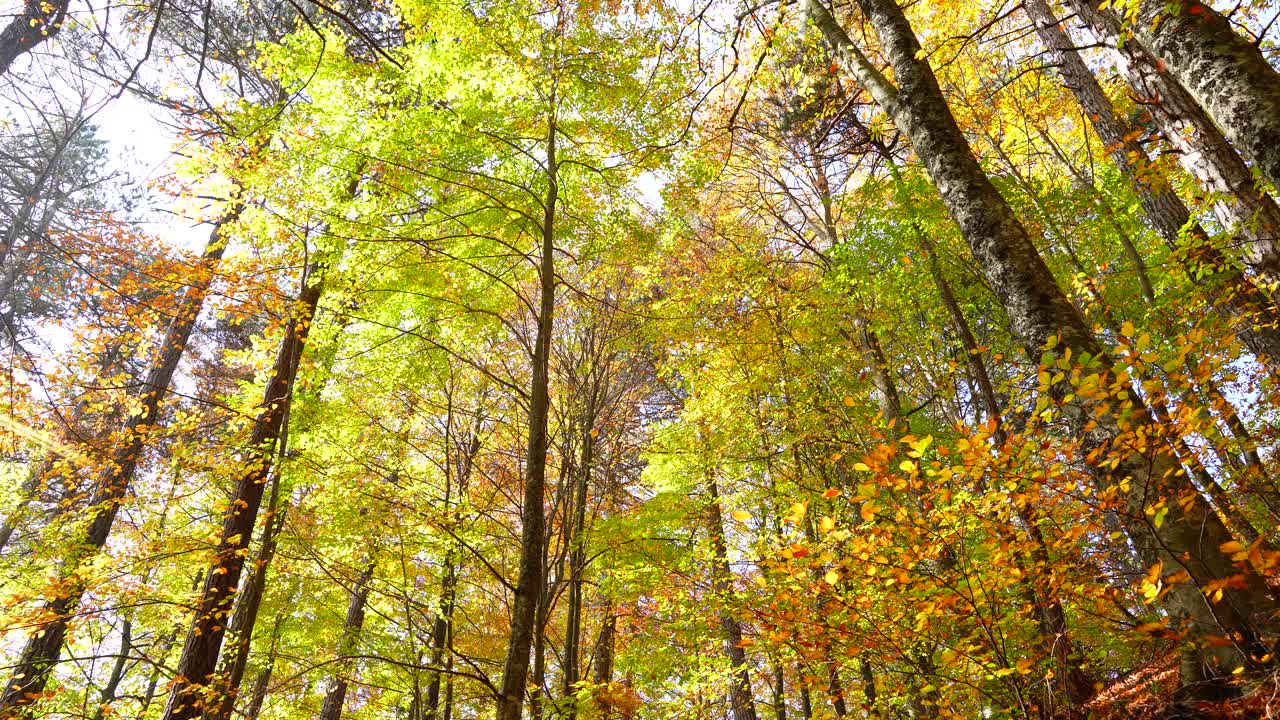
<box><xmin>908</xmin><ymin>435</ymin><xmax>932</xmax><ymax>455</ymax></box>
<box><xmin>1219</xmin><ymin>540</ymin><xmax>1246</xmax><ymax>554</ymax></box>
<box><xmin>819</xmin><ymin>516</ymin><xmax>835</xmax><ymax>533</ymax></box>
<box><xmin>731</xmin><ymin>510</ymin><xmax>751</xmax><ymax>522</ymax></box>
<box><xmin>824</xmin><ymin>570</ymin><xmax>840</xmax><ymax>585</ymax></box>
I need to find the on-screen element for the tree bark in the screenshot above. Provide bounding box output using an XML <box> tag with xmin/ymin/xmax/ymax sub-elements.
<box><xmin>205</xmin><ymin>466</ymin><xmax>289</xmax><ymax>720</ymax></box>
<box><xmin>561</xmin><ymin>417</ymin><xmax>594</xmax><ymax>720</ymax></box>
<box><xmin>318</xmin><ymin>559</ymin><xmax>376</xmax><ymax>720</ymax></box>
<box><xmin>1067</xmin><ymin>0</ymin><xmax>1280</xmax><ymax>286</ymax></box>
<box><xmin>1028</xmin><ymin>0</ymin><xmax>1280</xmax><ymax>371</ymax></box>
<box><xmin>495</xmin><ymin>108</ymin><xmax>558</xmax><ymax>720</ymax></box>
<box><xmin>161</xmin><ymin>269</ymin><xmax>323</xmax><ymax>720</ymax></box>
<box><xmin>0</xmin><ymin>210</ymin><xmax>238</xmax><ymax>716</ymax></box>
<box><xmin>704</xmin><ymin>469</ymin><xmax>759</xmax><ymax>720</ymax></box>
<box><xmin>1078</xmin><ymin>0</ymin><xmax>1280</xmax><ymax>200</ymax></box>
<box><xmin>0</xmin><ymin>0</ymin><xmax>68</xmax><ymax>76</ymax></box>
<box><xmin>90</xmin><ymin>618</ymin><xmax>132</xmax><ymax>720</ymax></box>
<box><xmin>803</xmin><ymin>0</ymin><xmax>1277</xmax><ymax>685</ymax></box>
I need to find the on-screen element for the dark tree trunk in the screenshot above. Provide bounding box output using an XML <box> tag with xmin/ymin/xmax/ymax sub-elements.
<box><xmin>318</xmin><ymin>559</ymin><xmax>376</xmax><ymax>720</ymax></box>
<box><xmin>562</xmin><ymin>391</ymin><xmax>600</xmax><ymax>720</ymax></box>
<box><xmin>90</xmin><ymin>618</ymin><xmax>132</xmax><ymax>720</ymax></box>
<box><xmin>858</xmin><ymin>655</ymin><xmax>877</xmax><ymax>716</ymax></box>
<box><xmin>825</xmin><ymin>664</ymin><xmax>847</xmax><ymax>718</ymax></box>
<box><xmin>0</xmin><ymin>0</ymin><xmax>68</xmax><ymax>76</ymax></box>
<box><xmin>425</xmin><ymin>556</ymin><xmax>457</xmax><ymax>720</ymax></box>
<box><xmin>590</xmin><ymin>603</ymin><xmax>616</xmax><ymax>719</ymax></box>
<box><xmin>803</xmin><ymin>0</ymin><xmax>1277</xmax><ymax>686</ymax></box>
<box><xmin>206</xmin><ymin>469</ymin><xmax>290</xmax><ymax>720</ymax></box>
<box><xmin>0</xmin><ymin>212</ymin><xmax>237</xmax><ymax>715</ymax></box>
<box><xmin>704</xmin><ymin>471</ymin><xmax>759</xmax><ymax>720</ymax></box>
<box><xmin>769</xmin><ymin>659</ymin><xmax>785</xmax><ymax>720</ymax></box>
<box><xmin>161</xmin><ymin>169</ymin><xmax>358</xmax><ymax>720</ymax></box>
<box><xmin>242</xmin><ymin>663</ymin><xmax>274</xmax><ymax>720</ymax></box>
<box><xmin>161</xmin><ymin>272</ymin><xmax>323</xmax><ymax>720</ymax></box>
<box><xmin>495</xmin><ymin>110</ymin><xmax>558</xmax><ymax>720</ymax></box>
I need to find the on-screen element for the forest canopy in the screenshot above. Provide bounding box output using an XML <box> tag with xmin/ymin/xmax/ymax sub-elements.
<box><xmin>2</xmin><ymin>0</ymin><xmax>1280</xmax><ymax>718</ymax></box>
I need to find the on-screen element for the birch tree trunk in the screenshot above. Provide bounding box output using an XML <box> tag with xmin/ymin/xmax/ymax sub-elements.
<box><xmin>1019</xmin><ymin>0</ymin><xmax>1280</xmax><ymax>370</ymax></box>
<box><xmin>1062</xmin><ymin>0</ymin><xmax>1280</xmax><ymax>289</ymax></box>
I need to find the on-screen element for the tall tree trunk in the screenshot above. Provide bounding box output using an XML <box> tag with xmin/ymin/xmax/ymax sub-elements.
<box><xmin>161</xmin><ymin>166</ymin><xmax>359</xmax><ymax>720</ymax></box>
<box><xmin>803</xmin><ymin>0</ymin><xmax>1277</xmax><ymax>687</ymax></box>
<box><xmin>1024</xmin><ymin>0</ymin><xmax>1280</xmax><ymax>371</ymax></box>
<box><xmin>426</xmin><ymin>555</ymin><xmax>457</xmax><ymax>720</ymax></box>
<box><xmin>768</xmin><ymin>658</ymin><xmax>785</xmax><ymax>720</ymax></box>
<box><xmin>242</xmin><ymin>659</ymin><xmax>275</xmax><ymax>720</ymax></box>
<box><xmin>90</xmin><ymin>618</ymin><xmax>132</xmax><ymax>720</ymax></box>
<box><xmin>161</xmin><ymin>268</ymin><xmax>323</xmax><ymax>720</ymax></box>
<box><xmin>563</xmin><ymin>390</ymin><xmax>601</xmax><ymax>720</ymax></box>
<box><xmin>242</xmin><ymin>609</ymin><xmax>287</xmax><ymax>720</ymax></box>
<box><xmin>318</xmin><ymin>559</ymin><xmax>376</xmax><ymax>720</ymax></box>
<box><xmin>0</xmin><ymin>209</ymin><xmax>238</xmax><ymax>716</ymax></box>
<box><xmin>917</xmin><ymin>225</ymin><xmax>1097</xmax><ymax>710</ymax></box>
<box><xmin>1066</xmin><ymin>0</ymin><xmax>1280</xmax><ymax>286</ymax></box>
<box><xmin>858</xmin><ymin>655</ymin><xmax>877</xmax><ymax>717</ymax></box>
<box><xmin>495</xmin><ymin>109</ymin><xmax>558</xmax><ymax>720</ymax></box>
<box><xmin>590</xmin><ymin>601</ymin><xmax>617</xmax><ymax>719</ymax></box>
<box><xmin>703</xmin><ymin>469</ymin><xmax>759</xmax><ymax>720</ymax></box>
<box><xmin>1076</xmin><ymin>0</ymin><xmax>1280</xmax><ymax>198</ymax></box>
<box><xmin>530</xmin><ymin>593</ymin><xmax>548</xmax><ymax>720</ymax></box>
<box><xmin>206</xmin><ymin>465</ymin><xmax>290</xmax><ymax>720</ymax></box>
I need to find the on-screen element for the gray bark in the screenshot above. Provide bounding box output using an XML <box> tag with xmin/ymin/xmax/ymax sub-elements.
<box><xmin>1063</xmin><ymin>0</ymin><xmax>1280</xmax><ymax>291</ymax></box>
<box><xmin>1086</xmin><ymin>0</ymin><xmax>1280</xmax><ymax>204</ymax></box>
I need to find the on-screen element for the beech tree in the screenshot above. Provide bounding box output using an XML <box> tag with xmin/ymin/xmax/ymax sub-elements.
<box><xmin>5</xmin><ymin>0</ymin><xmax>1280</xmax><ymax>719</ymax></box>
